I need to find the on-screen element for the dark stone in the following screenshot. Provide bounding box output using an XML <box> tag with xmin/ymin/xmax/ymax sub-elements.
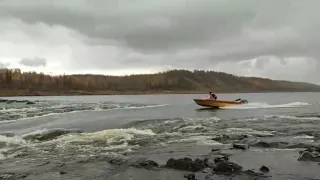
<box><xmin>286</xmin><ymin>143</ymin><xmax>314</xmax><ymax>149</ymax></box>
<box><xmin>250</xmin><ymin>141</ymin><xmax>288</xmax><ymax>148</ymax></box>
<box><xmin>214</xmin><ymin>156</ymin><xmax>229</xmax><ymax>163</ymax></box>
<box><xmin>203</xmin><ymin>158</ymin><xmax>216</xmax><ymax>168</ymax></box>
<box><xmin>211</xmin><ymin>134</ymin><xmax>249</xmax><ymax>143</ymax></box>
<box><xmin>298</xmin><ymin>152</ymin><xmax>320</xmax><ymax>162</ymax></box>
<box><xmin>243</xmin><ymin>169</ymin><xmax>267</xmax><ymax>177</ymax></box>
<box><xmin>0</xmin><ymin>99</ymin><xmax>35</xmax><ymax>105</ymax></box>
<box><xmin>202</xmin><ymin>168</ymin><xmax>211</xmax><ymax>173</ymax></box>
<box><xmin>238</xmin><ymin>134</ymin><xmax>249</xmax><ymax>140</ymax></box>
<box><xmin>59</xmin><ymin>171</ymin><xmax>67</xmax><ymax>175</ymax></box>
<box><xmin>133</xmin><ymin>159</ymin><xmax>159</xmax><ymax>169</ymax></box>
<box><xmin>259</xmin><ymin>165</ymin><xmax>270</xmax><ymax>172</ymax></box>
<box><xmin>166</xmin><ymin>157</ymin><xmax>206</xmax><ymax>172</ymax></box>
<box><xmin>108</xmin><ymin>158</ymin><xmax>127</xmax><ymax>165</ymax></box>
<box><xmin>212</xmin><ymin>161</ymin><xmax>243</xmax><ymax>174</ymax></box>
<box><xmin>184</xmin><ymin>173</ymin><xmax>197</xmax><ymax>180</ymax></box>
<box><xmin>56</xmin><ymin>163</ymin><xmax>66</xmax><ymax>167</ymax></box>
<box><xmin>232</xmin><ymin>143</ymin><xmax>248</xmax><ymax>150</ymax></box>
<box><xmin>211</xmin><ymin>134</ymin><xmax>230</xmax><ymax>142</ymax></box>
<box><xmin>26</xmin><ymin>101</ymin><xmax>35</xmax><ymax>105</ymax></box>
<box><xmin>211</xmin><ymin>149</ymin><xmax>220</xmax><ymax>152</ymax></box>
<box><xmin>34</xmin><ymin>161</ymin><xmax>50</xmax><ymax>167</ymax></box>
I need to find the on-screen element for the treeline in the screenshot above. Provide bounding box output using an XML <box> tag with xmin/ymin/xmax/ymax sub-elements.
<box><xmin>0</xmin><ymin>68</ymin><xmax>320</xmax><ymax>96</ymax></box>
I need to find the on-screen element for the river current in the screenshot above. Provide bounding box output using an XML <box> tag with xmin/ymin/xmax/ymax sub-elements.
<box><xmin>0</xmin><ymin>92</ymin><xmax>319</xmax><ymax>180</ymax></box>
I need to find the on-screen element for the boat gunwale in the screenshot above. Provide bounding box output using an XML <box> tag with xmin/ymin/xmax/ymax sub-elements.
<box><xmin>193</xmin><ymin>99</ymin><xmax>241</xmax><ymax>104</ymax></box>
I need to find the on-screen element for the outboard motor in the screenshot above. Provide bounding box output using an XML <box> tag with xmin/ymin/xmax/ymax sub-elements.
<box><xmin>240</xmin><ymin>100</ymin><xmax>248</xmax><ymax>104</ymax></box>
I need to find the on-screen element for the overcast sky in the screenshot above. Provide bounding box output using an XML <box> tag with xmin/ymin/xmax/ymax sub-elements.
<box><xmin>0</xmin><ymin>0</ymin><xmax>319</xmax><ymax>84</ymax></box>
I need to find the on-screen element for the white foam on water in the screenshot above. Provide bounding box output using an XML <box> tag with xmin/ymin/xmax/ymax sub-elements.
<box><xmin>184</xmin><ymin>117</ymin><xmax>221</xmax><ymax>122</ymax></box>
<box><xmin>293</xmin><ymin>135</ymin><xmax>314</xmax><ymax>139</ymax></box>
<box><xmin>22</xmin><ymin>129</ymin><xmax>50</xmax><ymax>138</ymax></box>
<box><xmin>0</xmin><ymin>152</ymin><xmax>5</xmax><ymax>160</ymax></box>
<box><xmin>167</xmin><ymin>135</ymin><xmax>223</xmax><ymax>146</ymax></box>
<box><xmin>0</xmin><ymin>135</ymin><xmax>27</xmax><ymax>147</ymax></box>
<box><xmin>266</xmin><ymin>115</ymin><xmax>320</xmax><ymax>121</ymax></box>
<box><xmin>0</xmin><ymin>107</ymin><xmax>38</xmax><ymax>112</ymax></box>
<box><xmin>52</xmin><ymin>128</ymin><xmax>156</xmax><ymax>151</ymax></box>
<box><xmin>238</xmin><ymin>115</ymin><xmax>320</xmax><ymax>122</ymax></box>
<box><xmin>175</xmin><ymin>125</ymin><xmax>210</xmax><ymax>134</ymax></box>
<box><xmin>225</xmin><ymin>127</ymin><xmax>275</xmax><ymax>136</ymax></box>
<box><xmin>222</xmin><ymin>102</ymin><xmax>310</xmax><ymax>109</ymax></box>
<box><xmin>0</xmin><ymin>103</ymin><xmax>169</xmax><ymax>123</ymax></box>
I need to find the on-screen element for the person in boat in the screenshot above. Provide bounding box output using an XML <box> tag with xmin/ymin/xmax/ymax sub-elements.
<box><xmin>209</xmin><ymin>92</ymin><xmax>217</xmax><ymax>100</ymax></box>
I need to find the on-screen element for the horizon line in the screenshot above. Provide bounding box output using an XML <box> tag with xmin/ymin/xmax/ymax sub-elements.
<box><xmin>1</xmin><ymin>67</ymin><xmax>319</xmax><ymax>86</ymax></box>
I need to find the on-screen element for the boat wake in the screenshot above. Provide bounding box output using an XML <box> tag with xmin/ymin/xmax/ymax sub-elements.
<box><xmin>222</xmin><ymin>101</ymin><xmax>310</xmax><ymax>109</ymax></box>
<box><xmin>0</xmin><ymin>100</ymin><xmax>169</xmax><ymax>123</ymax></box>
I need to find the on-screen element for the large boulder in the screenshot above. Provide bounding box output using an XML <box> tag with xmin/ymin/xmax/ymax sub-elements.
<box><xmin>165</xmin><ymin>157</ymin><xmax>206</xmax><ymax>172</ymax></box>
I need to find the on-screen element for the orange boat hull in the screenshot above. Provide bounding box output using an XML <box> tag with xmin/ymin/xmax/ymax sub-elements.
<box><xmin>193</xmin><ymin>99</ymin><xmax>245</xmax><ymax>108</ymax></box>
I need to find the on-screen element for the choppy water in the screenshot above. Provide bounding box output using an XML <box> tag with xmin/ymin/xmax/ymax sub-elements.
<box><xmin>0</xmin><ymin>92</ymin><xmax>320</xmax><ymax>180</ymax></box>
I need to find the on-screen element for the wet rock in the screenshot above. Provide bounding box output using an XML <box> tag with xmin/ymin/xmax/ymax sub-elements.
<box><xmin>243</xmin><ymin>169</ymin><xmax>269</xmax><ymax>178</ymax></box>
<box><xmin>295</xmin><ymin>130</ymin><xmax>317</xmax><ymax>136</ymax></box>
<box><xmin>184</xmin><ymin>173</ymin><xmax>197</xmax><ymax>180</ymax></box>
<box><xmin>107</xmin><ymin>158</ymin><xmax>127</xmax><ymax>165</ymax></box>
<box><xmin>23</xmin><ymin>128</ymin><xmax>83</xmax><ymax>142</ymax></box>
<box><xmin>5</xmin><ymin>100</ymin><xmax>15</xmax><ymax>104</ymax></box>
<box><xmin>56</xmin><ymin>163</ymin><xmax>66</xmax><ymax>167</ymax></box>
<box><xmin>211</xmin><ymin>148</ymin><xmax>220</xmax><ymax>152</ymax></box>
<box><xmin>286</xmin><ymin>143</ymin><xmax>314</xmax><ymax>149</ymax></box>
<box><xmin>213</xmin><ymin>156</ymin><xmax>229</xmax><ymax>163</ymax></box>
<box><xmin>212</xmin><ymin>161</ymin><xmax>243</xmax><ymax>174</ymax></box>
<box><xmin>211</xmin><ymin>134</ymin><xmax>249</xmax><ymax>143</ymax></box>
<box><xmin>232</xmin><ymin>143</ymin><xmax>248</xmax><ymax>150</ymax></box>
<box><xmin>239</xmin><ymin>134</ymin><xmax>249</xmax><ymax>139</ymax></box>
<box><xmin>250</xmin><ymin>141</ymin><xmax>288</xmax><ymax>148</ymax></box>
<box><xmin>302</xmin><ymin>146</ymin><xmax>320</xmax><ymax>153</ymax></box>
<box><xmin>260</xmin><ymin>165</ymin><xmax>270</xmax><ymax>173</ymax></box>
<box><xmin>165</xmin><ymin>157</ymin><xmax>206</xmax><ymax>172</ymax></box>
<box><xmin>203</xmin><ymin>158</ymin><xmax>216</xmax><ymax>168</ymax></box>
<box><xmin>252</xmin><ymin>141</ymin><xmax>271</xmax><ymax>148</ymax></box>
<box><xmin>59</xmin><ymin>171</ymin><xmax>67</xmax><ymax>175</ymax></box>
<box><xmin>133</xmin><ymin>159</ymin><xmax>159</xmax><ymax>169</ymax></box>
<box><xmin>202</xmin><ymin>168</ymin><xmax>211</xmax><ymax>173</ymax></box>
<box><xmin>0</xmin><ymin>99</ymin><xmax>35</xmax><ymax>105</ymax></box>
<box><xmin>211</xmin><ymin>134</ymin><xmax>230</xmax><ymax>142</ymax></box>
<box><xmin>297</xmin><ymin>145</ymin><xmax>320</xmax><ymax>162</ymax></box>
<box><xmin>298</xmin><ymin>152</ymin><xmax>320</xmax><ymax>162</ymax></box>
<box><xmin>34</xmin><ymin>161</ymin><xmax>50</xmax><ymax>167</ymax></box>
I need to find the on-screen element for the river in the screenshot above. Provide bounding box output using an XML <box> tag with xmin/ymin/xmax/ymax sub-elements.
<box><xmin>0</xmin><ymin>92</ymin><xmax>319</xmax><ymax>180</ymax></box>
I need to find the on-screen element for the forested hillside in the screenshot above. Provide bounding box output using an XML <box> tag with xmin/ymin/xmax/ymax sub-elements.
<box><xmin>0</xmin><ymin>68</ymin><xmax>319</xmax><ymax>96</ymax></box>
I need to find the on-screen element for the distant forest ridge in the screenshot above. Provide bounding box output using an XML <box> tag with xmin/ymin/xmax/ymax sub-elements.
<box><xmin>0</xmin><ymin>68</ymin><xmax>320</xmax><ymax>96</ymax></box>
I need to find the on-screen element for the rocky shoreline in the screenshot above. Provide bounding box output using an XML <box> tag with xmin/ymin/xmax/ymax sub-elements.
<box><xmin>1</xmin><ymin>129</ymin><xmax>320</xmax><ymax>179</ymax></box>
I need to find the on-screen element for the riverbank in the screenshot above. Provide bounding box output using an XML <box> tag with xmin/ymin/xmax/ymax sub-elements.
<box><xmin>1</xmin><ymin>89</ymin><xmax>320</xmax><ymax>97</ymax></box>
<box><xmin>1</xmin><ymin>68</ymin><xmax>320</xmax><ymax>97</ymax></box>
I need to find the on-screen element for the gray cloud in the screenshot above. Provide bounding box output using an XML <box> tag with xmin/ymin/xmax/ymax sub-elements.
<box><xmin>19</xmin><ymin>57</ymin><xmax>47</xmax><ymax>67</ymax></box>
<box><xmin>1</xmin><ymin>0</ymin><xmax>318</xmax><ymax>54</ymax></box>
<box><xmin>0</xmin><ymin>62</ymin><xmax>9</xmax><ymax>68</ymax></box>
<box><xmin>1</xmin><ymin>0</ymin><xmax>320</xmax><ymax>83</ymax></box>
